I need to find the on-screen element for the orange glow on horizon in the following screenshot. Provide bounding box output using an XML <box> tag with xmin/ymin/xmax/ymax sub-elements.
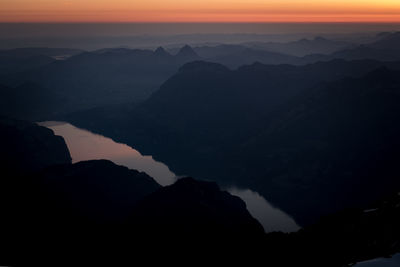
<box><xmin>1</xmin><ymin>0</ymin><xmax>400</xmax><ymax>23</ymax></box>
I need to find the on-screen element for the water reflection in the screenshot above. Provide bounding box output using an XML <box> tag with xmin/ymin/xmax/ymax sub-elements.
<box><xmin>229</xmin><ymin>188</ymin><xmax>300</xmax><ymax>233</ymax></box>
<box><xmin>39</xmin><ymin>121</ymin><xmax>177</xmax><ymax>186</ymax></box>
<box><xmin>39</xmin><ymin>121</ymin><xmax>300</xmax><ymax>232</ymax></box>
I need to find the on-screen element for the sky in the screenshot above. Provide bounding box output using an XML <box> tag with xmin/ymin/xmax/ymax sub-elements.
<box><xmin>1</xmin><ymin>0</ymin><xmax>400</xmax><ymax>23</ymax></box>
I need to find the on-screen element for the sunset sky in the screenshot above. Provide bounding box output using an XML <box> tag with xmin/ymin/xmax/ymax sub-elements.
<box><xmin>1</xmin><ymin>0</ymin><xmax>400</xmax><ymax>23</ymax></box>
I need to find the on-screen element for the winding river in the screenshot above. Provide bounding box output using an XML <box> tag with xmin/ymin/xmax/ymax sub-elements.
<box><xmin>39</xmin><ymin>121</ymin><xmax>300</xmax><ymax>233</ymax></box>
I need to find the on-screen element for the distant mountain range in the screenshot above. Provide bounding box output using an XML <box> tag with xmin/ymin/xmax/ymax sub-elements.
<box><xmin>241</xmin><ymin>36</ymin><xmax>351</xmax><ymax>56</ymax></box>
<box><xmin>0</xmin><ymin>45</ymin><xmax>201</xmax><ymax>118</ymax></box>
<box><xmin>2</xmin><ymin>32</ymin><xmax>400</xmax><ymax>227</ymax></box>
<box><xmin>0</xmin><ymin>32</ymin><xmax>400</xmax><ymax>121</ymax></box>
<box><xmin>184</xmin><ymin>32</ymin><xmax>400</xmax><ymax>67</ymax></box>
<box><xmin>2</xmin><ymin>32</ymin><xmax>400</xmax><ymax>264</ymax></box>
<box><xmin>0</xmin><ymin>47</ymin><xmax>83</xmax><ymax>75</ymax></box>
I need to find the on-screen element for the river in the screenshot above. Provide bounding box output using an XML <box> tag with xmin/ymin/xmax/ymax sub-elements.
<box><xmin>39</xmin><ymin>121</ymin><xmax>300</xmax><ymax>233</ymax></box>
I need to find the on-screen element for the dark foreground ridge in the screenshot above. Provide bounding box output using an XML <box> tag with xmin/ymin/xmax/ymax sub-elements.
<box><xmin>131</xmin><ymin>177</ymin><xmax>264</xmax><ymax>237</ymax></box>
<box><xmin>0</xmin><ymin>117</ymin><xmax>264</xmax><ymax>265</ymax></box>
<box><xmin>0</xmin><ymin>116</ymin><xmax>399</xmax><ymax>266</ymax></box>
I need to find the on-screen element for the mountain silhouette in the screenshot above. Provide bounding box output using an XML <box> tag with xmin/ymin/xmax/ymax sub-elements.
<box><xmin>0</xmin><ymin>116</ymin><xmax>71</xmax><ymax>174</ymax></box>
<box><xmin>0</xmin><ymin>116</ymin><xmax>265</xmax><ymax>265</ymax></box>
<box><xmin>176</xmin><ymin>44</ymin><xmax>199</xmax><ymax>59</ymax></box>
<box><xmin>64</xmin><ymin>60</ymin><xmax>400</xmax><ymax>226</ymax></box>
<box><xmin>0</xmin><ymin>46</ymin><xmax>200</xmax><ymax>118</ymax></box>
<box><xmin>369</xmin><ymin>31</ymin><xmax>400</xmax><ymax>51</ymax></box>
<box><xmin>130</xmin><ymin>177</ymin><xmax>264</xmax><ymax>239</ymax></box>
<box><xmin>243</xmin><ymin>36</ymin><xmax>350</xmax><ymax>56</ymax></box>
<box><xmin>237</xmin><ymin>67</ymin><xmax>400</xmax><ymax>224</ymax></box>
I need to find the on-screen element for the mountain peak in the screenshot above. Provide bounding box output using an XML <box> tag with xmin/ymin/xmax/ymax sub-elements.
<box><xmin>176</xmin><ymin>45</ymin><xmax>198</xmax><ymax>58</ymax></box>
<box><xmin>154</xmin><ymin>46</ymin><xmax>170</xmax><ymax>57</ymax></box>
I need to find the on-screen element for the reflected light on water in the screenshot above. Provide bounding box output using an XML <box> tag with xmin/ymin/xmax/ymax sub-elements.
<box><xmin>229</xmin><ymin>188</ymin><xmax>300</xmax><ymax>233</ymax></box>
<box><xmin>39</xmin><ymin>121</ymin><xmax>177</xmax><ymax>186</ymax></box>
<box><xmin>39</xmin><ymin>121</ymin><xmax>300</xmax><ymax>232</ymax></box>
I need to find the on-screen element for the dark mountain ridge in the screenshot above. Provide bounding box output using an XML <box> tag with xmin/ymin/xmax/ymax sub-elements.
<box><xmin>0</xmin><ymin>45</ymin><xmax>200</xmax><ymax>118</ymax></box>
<box><xmin>242</xmin><ymin>36</ymin><xmax>351</xmax><ymax>56</ymax></box>
<box><xmin>0</xmin><ymin>116</ymin><xmax>264</xmax><ymax>265</ymax></box>
<box><xmin>64</xmin><ymin>59</ymin><xmax>400</xmax><ymax>226</ymax></box>
<box><xmin>236</xmin><ymin>67</ymin><xmax>400</xmax><ymax>224</ymax></box>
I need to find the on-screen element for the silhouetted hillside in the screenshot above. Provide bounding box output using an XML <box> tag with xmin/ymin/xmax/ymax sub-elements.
<box><xmin>0</xmin><ymin>82</ymin><xmax>66</xmax><ymax>120</ymax></box>
<box><xmin>0</xmin><ymin>116</ymin><xmax>265</xmax><ymax>265</ymax></box>
<box><xmin>65</xmin><ymin>60</ymin><xmax>400</xmax><ymax>226</ymax></box>
<box><xmin>35</xmin><ymin>160</ymin><xmax>161</xmax><ymax>222</ymax></box>
<box><xmin>0</xmin><ymin>47</ymin><xmax>84</xmax><ymax>75</ymax></box>
<box><xmin>264</xmin><ymin>190</ymin><xmax>400</xmax><ymax>266</ymax></box>
<box><xmin>0</xmin><ymin>45</ymin><xmax>200</xmax><ymax>117</ymax></box>
<box><xmin>131</xmin><ymin>177</ymin><xmax>264</xmax><ymax>237</ymax></box>
<box><xmin>0</xmin><ymin>116</ymin><xmax>71</xmax><ymax>174</ymax></box>
<box><xmin>302</xmin><ymin>32</ymin><xmax>400</xmax><ymax>63</ymax></box>
<box><xmin>0</xmin><ymin>47</ymin><xmax>84</xmax><ymax>58</ymax></box>
<box><xmin>0</xmin><ymin>53</ymin><xmax>54</xmax><ymax>75</ymax></box>
<box><xmin>369</xmin><ymin>32</ymin><xmax>400</xmax><ymax>51</ymax></box>
<box><xmin>303</xmin><ymin>45</ymin><xmax>400</xmax><ymax>63</ymax></box>
<box><xmin>244</xmin><ymin>36</ymin><xmax>351</xmax><ymax>56</ymax></box>
<box><xmin>237</xmin><ymin>67</ymin><xmax>400</xmax><ymax>224</ymax></box>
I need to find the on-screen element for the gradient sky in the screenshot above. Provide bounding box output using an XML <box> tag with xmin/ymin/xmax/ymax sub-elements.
<box><xmin>1</xmin><ymin>0</ymin><xmax>400</xmax><ymax>23</ymax></box>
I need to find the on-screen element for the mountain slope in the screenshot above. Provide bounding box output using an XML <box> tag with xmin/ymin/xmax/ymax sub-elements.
<box><xmin>130</xmin><ymin>177</ymin><xmax>264</xmax><ymax>238</ymax></box>
<box><xmin>65</xmin><ymin>60</ymin><xmax>400</xmax><ymax>225</ymax></box>
<box><xmin>1</xmin><ymin>45</ymin><xmax>200</xmax><ymax>116</ymax></box>
<box><xmin>0</xmin><ymin>116</ymin><xmax>71</xmax><ymax>174</ymax></box>
<box><xmin>244</xmin><ymin>36</ymin><xmax>351</xmax><ymax>56</ymax></box>
<box><xmin>238</xmin><ymin>67</ymin><xmax>400</xmax><ymax>224</ymax></box>
<box><xmin>302</xmin><ymin>32</ymin><xmax>400</xmax><ymax>63</ymax></box>
<box><xmin>0</xmin><ymin>82</ymin><xmax>66</xmax><ymax>120</ymax></box>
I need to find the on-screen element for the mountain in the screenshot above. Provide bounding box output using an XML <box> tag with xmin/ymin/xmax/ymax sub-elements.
<box><xmin>130</xmin><ymin>177</ymin><xmax>264</xmax><ymax>238</ymax></box>
<box><xmin>369</xmin><ymin>32</ymin><xmax>400</xmax><ymax>51</ymax></box>
<box><xmin>172</xmin><ymin>34</ymin><xmax>399</xmax><ymax>68</ymax></box>
<box><xmin>0</xmin><ymin>47</ymin><xmax>84</xmax><ymax>75</ymax></box>
<box><xmin>0</xmin><ymin>116</ymin><xmax>71</xmax><ymax>175</ymax></box>
<box><xmin>0</xmin><ymin>112</ymin><xmax>399</xmax><ymax>265</ymax></box>
<box><xmin>301</xmin><ymin>32</ymin><xmax>400</xmax><ymax>63</ymax></box>
<box><xmin>196</xmin><ymin>35</ymin><xmax>400</xmax><ymax>66</ymax></box>
<box><xmin>175</xmin><ymin>44</ymin><xmax>200</xmax><ymax>61</ymax></box>
<box><xmin>0</xmin><ymin>45</ymin><xmax>200</xmax><ymax>118</ymax></box>
<box><xmin>0</xmin><ymin>159</ymin><xmax>161</xmax><ymax>265</ymax></box>
<box><xmin>237</xmin><ymin>67</ymin><xmax>400</xmax><ymax>224</ymax></box>
<box><xmin>303</xmin><ymin>45</ymin><xmax>400</xmax><ymax>63</ymax></box>
<box><xmin>30</xmin><ymin>160</ymin><xmax>161</xmax><ymax>223</ymax></box>
<box><xmin>0</xmin><ymin>82</ymin><xmax>66</xmax><ymax>121</ymax></box>
<box><xmin>209</xmin><ymin>47</ymin><xmax>298</xmax><ymax>68</ymax></box>
<box><xmin>262</xmin><ymin>190</ymin><xmax>400</xmax><ymax>267</ymax></box>
<box><xmin>191</xmin><ymin>44</ymin><xmax>249</xmax><ymax>58</ymax></box>
<box><xmin>64</xmin><ymin>60</ymin><xmax>400</xmax><ymax>226</ymax></box>
<box><xmin>244</xmin><ymin>36</ymin><xmax>351</xmax><ymax>57</ymax></box>
<box><xmin>190</xmin><ymin>43</ymin><xmax>299</xmax><ymax>67</ymax></box>
<box><xmin>0</xmin><ymin>53</ymin><xmax>54</xmax><ymax>75</ymax></box>
<box><xmin>5</xmin><ymin>38</ymin><xmax>400</xmax><ymax>122</ymax></box>
<box><xmin>0</xmin><ymin>116</ymin><xmax>265</xmax><ymax>265</ymax></box>
<box><xmin>0</xmin><ymin>47</ymin><xmax>84</xmax><ymax>58</ymax></box>
<box><xmin>154</xmin><ymin>46</ymin><xmax>170</xmax><ymax>57</ymax></box>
